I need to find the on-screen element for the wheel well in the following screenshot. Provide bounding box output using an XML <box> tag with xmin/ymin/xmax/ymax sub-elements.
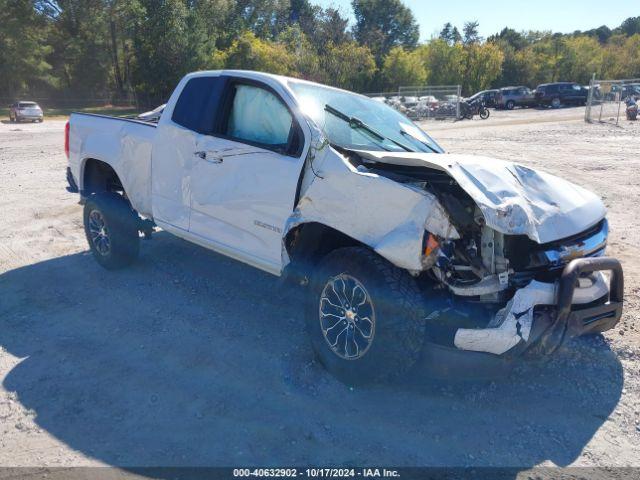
<box><xmin>83</xmin><ymin>159</ymin><xmax>124</xmax><ymax>196</ymax></box>
<box><xmin>284</xmin><ymin>222</ymin><xmax>366</xmax><ymax>282</ymax></box>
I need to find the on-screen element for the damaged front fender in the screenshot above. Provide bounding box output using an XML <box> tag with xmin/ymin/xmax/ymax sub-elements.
<box><xmin>283</xmin><ymin>139</ymin><xmax>459</xmax><ymax>272</ymax></box>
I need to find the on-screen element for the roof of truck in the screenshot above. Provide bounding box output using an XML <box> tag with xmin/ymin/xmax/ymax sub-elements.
<box><xmin>182</xmin><ymin>70</ymin><xmax>366</xmax><ymax>97</ymax></box>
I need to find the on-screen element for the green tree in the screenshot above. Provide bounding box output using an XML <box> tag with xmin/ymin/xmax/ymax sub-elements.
<box><xmin>558</xmin><ymin>35</ymin><xmax>604</xmax><ymax>83</ymax></box>
<box><xmin>439</xmin><ymin>22</ymin><xmax>453</xmax><ymax>44</ymax></box>
<box><xmin>0</xmin><ymin>0</ymin><xmax>52</xmax><ymax>98</ymax></box>
<box><xmin>213</xmin><ymin>31</ymin><xmax>295</xmax><ymax>75</ymax></box>
<box><xmin>131</xmin><ymin>0</ymin><xmax>193</xmax><ymax>102</ymax></box>
<box><xmin>351</xmin><ymin>0</ymin><xmax>419</xmax><ymax>62</ymax></box>
<box><xmin>43</xmin><ymin>0</ymin><xmax>115</xmax><ymax>98</ymax></box>
<box><xmin>319</xmin><ymin>41</ymin><xmax>376</xmax><ymax>91</ymax></box>
<box><xmin>230</xmin><ymin>0</ymin><xmax>291</xmax><ymax>40</ymax></box>
<box><xmin>489</xmin><ymin>27</ymin><xmax>527</xmax><ymax>50</ymax></box>
<box><xmin>416</xmin><ymin>39</ymin><xmax>464</xmax><ymax>86</ymax></box>
<box><xmin>312</xmin><ymin>7</ymin><xmax>351</xmax><ymax>47</ymax></box>
<box><xmin>381</xmin><ymin>47</ymin><xmax>426</xmax><ymax>90</ymax></box>
<box><xmin>618</xmin><ymin>16</ymin><xmax>640</xmax><ymax>37</ymax></box>
<box><xmin>461</xmin><ymin>42</ymin><xmax>504</xmax><ymax>93</ymax></box>
<box><xmin>277</xmin><ymin>25</ymin><xmax>320</xmax><ymax>79</ymax></box>
<box><xmin>462</xmin><ymin>21</ymin><xmax>480</xmax><ymax>45</ymax></box>
<box><xmin>451</xmin><ymin>26</ymin><xmax>462</xmax><ymax>44</ymax></box>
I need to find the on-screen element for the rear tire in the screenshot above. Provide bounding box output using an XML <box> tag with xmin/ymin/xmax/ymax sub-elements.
<box><xmin>83</xmin><ymin>192</ymin><xmax>140</xmax><ymax>270</ymax></box>
<box><xmin>551</xmin><ymin>97</ymin><xmax>561</xmax><ymax>108</ymax></box>
<box><xmin>479</xmin><ymin>107</ymin><xmax>490</xmax><ymax>119</ymax></box>
<box><xmin>306</xmin><ymin>247</ymin><xmax>426</xmax><ymax>384</ymax></box>
<box><xmin>506</xmin><ymin>100</ymin><xmax>515</xmax><ymax>110</ymax></box>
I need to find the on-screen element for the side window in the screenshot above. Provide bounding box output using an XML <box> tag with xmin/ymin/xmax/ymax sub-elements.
<box><xmin>172</xmin><ymin>76</ymin><xmax>226</xmax><ymax>134</ymax></box>
<box><xmin>225</xmin><ymin>84</ymin><xmax>293</xmax><ymax>149</ymax></box>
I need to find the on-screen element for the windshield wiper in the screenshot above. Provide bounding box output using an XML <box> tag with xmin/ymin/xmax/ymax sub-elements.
<box><xmin>324</xmin><ymin>104</ymin><xmax>412</xmax><ymax>152</ymax></box>
<box><xmin>399</xmin><ymin>130</ymin><xmax>438</xmax><ymax>153</ymax></box>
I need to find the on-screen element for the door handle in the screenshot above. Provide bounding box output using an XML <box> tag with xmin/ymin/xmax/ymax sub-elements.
<box><xmin>194</xmin><ymin>151</ymin><xmax>223</xmax><ymax>164</ymax></box>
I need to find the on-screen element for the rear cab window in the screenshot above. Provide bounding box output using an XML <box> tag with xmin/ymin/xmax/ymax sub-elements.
<box><xmin>172</xmin><ymin>76</ymin><xmax>227</xmax><ymax>134</ymax></box>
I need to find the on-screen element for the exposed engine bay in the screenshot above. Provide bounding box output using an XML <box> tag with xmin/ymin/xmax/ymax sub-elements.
<box><xmin>293</xmin><ymin>146</ymin><xmax>620</xmax><ymax>356</ymax></box>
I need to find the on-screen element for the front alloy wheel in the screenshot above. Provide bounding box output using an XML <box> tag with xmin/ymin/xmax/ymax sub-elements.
<box><xmin>319</xmin><ymin>273</ymin><xmax>375</xmax><ymax>360</ymax></box>
<box><xmin>306</xmin><ymin>247</ymin><xmax>426</xmax><ymax>384</ymax></box>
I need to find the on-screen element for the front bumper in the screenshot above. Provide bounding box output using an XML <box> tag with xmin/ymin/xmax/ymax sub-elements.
<box><xmin>453</xmin><ymin>257</ymin><xmax>624</xmax><ymax>357</ymax></box>
<box><xmin>557</xmin><ymin>257</ymin><xmax>624</xmax><ymax>337</ymax></box>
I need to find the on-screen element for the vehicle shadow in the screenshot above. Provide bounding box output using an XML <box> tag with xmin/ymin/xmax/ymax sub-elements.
<box><xmin>0</xmin><ymin>232</ymin><xmax>624</xmax><ymax>471</ymax></box>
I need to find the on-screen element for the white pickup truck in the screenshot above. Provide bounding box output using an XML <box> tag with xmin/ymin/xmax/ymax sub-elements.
<box><xmin>66</xmin><ymin>70</ymin><xmax>623</xmax><ymax>383</ymax></box>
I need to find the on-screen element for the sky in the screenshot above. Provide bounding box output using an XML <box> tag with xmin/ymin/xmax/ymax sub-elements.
<box><xmin>313</xmin><ymin>0</ymin><xmax>639</xmax><ymax>40</ymax></box>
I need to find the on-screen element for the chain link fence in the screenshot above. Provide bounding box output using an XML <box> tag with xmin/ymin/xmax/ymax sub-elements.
<box><xmin>0</xmin><ymin>93</ymin><xmax>139</xmax><ymax>112</ymax></box>
<box><xmin>365</xmin><ymin>85</ymin><xmax>462</xmax><ymax>121</ymax></box>
<box><xmin>585</xmin><ymin>76</ymin><xmax>640</xmax><ymax>126</ymax></box>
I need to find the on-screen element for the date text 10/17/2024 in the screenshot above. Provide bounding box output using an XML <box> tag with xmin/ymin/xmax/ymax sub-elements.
<box><xmin>233</xmin><ymin>468</ymin><xmax>401</xmax><ymax>478</ymax></box>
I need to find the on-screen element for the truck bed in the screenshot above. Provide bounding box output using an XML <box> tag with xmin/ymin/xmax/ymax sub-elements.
<box><xmin>68</xmin><ymin>112</ymin><xmax>157</xmax><ymax>217</ymax></box>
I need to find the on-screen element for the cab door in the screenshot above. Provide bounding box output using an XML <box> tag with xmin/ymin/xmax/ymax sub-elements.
<box><xmin>151</xmin><ymin>74</ymin><xmax>227</xmax><ymax>231</ymax></box>
<box><xmin>188</xmin><ymin>79</ymin><xmax>307</xmax><ymax>272</ymax></box>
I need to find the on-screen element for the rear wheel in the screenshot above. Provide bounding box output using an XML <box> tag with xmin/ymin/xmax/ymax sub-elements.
<box><xmin>479</xmin><ymin>107</ymin><xmax>490</xmax><ymax>119</ymax></box>
<box><xmin>306</xmin><ymin>247</ymin><xmax>426</xmax><ymax>384</ymax></box>
<box><xmin>551</xmin><ymin>97</ymin><xmax>561</xmax><ymax>108</ymax></box>
<box><xmin>506</xmin><ymin>100</ymin><xmax>515</xmax><ymax>110</ymax></box>
<box><xmin>83</xmin><ymin>192</ymin><xmax>140</xmax><ymax>270</ymax></box>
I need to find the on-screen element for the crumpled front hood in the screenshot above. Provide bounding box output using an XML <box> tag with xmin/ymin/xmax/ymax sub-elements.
<box><xmin>354</xmin><ymin>151</ymin><xmax>606</xmax><ymax>244</ymax></box>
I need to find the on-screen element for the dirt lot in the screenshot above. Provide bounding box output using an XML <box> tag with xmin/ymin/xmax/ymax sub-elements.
<box><xmin>1</xmin><ymin>108</ymin><xmax>639</xmax><ymax>472</ymax></box>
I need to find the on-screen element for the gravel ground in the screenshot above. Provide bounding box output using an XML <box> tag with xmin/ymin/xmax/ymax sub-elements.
<box><xmin>0</xmin><ymin>108</ymin><xmax>639</xmax><ymax>471</ymax></box>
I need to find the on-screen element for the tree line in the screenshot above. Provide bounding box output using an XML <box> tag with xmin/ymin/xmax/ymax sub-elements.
<box><xmin>1</xmin><ymin>0</ymin><xmax>639</xmax><ymax>106</ymax></box>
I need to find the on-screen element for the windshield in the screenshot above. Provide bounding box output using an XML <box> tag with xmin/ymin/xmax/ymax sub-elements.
<box><xmin>288</xmin><ymin>81</ymin><xmax>443</xmax><ymax>153</ymax></box>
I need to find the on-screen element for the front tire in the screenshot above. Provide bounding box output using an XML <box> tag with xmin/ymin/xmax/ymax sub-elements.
<box><xmin>306</xmin><ymin>247</ymin><xmax>426</xmax><ymax>384</ymax></box>
<box><xmin>506</xmin><ymin>100</ymin><xmax>515</xmax><ymax>110</ymax></box>
<box><xmin>83</xmin><ymin>192</ymin><xmax>140</xmax><ymax>270</ymax></box>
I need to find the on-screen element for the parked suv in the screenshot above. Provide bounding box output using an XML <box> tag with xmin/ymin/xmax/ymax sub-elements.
<box><xmin>9</xmin><ymin>101</ymin><xmax>44</xmax><ymax>122</ymax></box>
<box><xmin>496</xmin><ymin>86</ymin><xmax>536</xmax><ymax>109</ymax></box>
<box><xmin>535</xmin><ymin>82</ymin><xmax>588</xmax><ymax>108</ymax></box>
<box><xmin>604</xmin><ymin>83</ymin><xmax>640</xmax><ymax>101</ymax></box>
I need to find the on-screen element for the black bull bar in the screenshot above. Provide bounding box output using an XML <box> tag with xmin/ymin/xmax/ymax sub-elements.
<box><xmin>530</xmin><ymin>256</ymin><xmax>624</xmax><ymax>354</ymax></box>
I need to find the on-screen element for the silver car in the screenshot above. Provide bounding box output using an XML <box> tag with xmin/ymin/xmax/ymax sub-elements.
<box><xmin>10</xmin><ymin>101</ymin><xmax>44</xmax><ymax>122</ymax></box>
